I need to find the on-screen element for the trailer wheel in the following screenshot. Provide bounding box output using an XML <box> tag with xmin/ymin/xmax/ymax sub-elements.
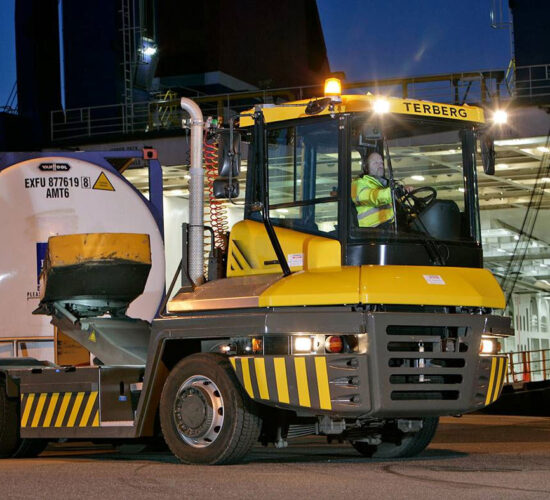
<box><xmin>160</xmin><ymin>353</ymin><xmax>261</xmax><ymax>465</ymax></box>
<box><xmin>351</xmin><ymin>417</ymin><xmax>439</xmax><ymax>459</ymax></box>
<box><xmin>0</xmin><ymin>384</ymin><xmax>47</xmax><ymax>459</ymax></box>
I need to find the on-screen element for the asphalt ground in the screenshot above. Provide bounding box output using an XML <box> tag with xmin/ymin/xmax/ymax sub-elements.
<box><xmin>2</xmin><ymin>414</ymin><xmax>550</xmax><ymax>499</ymax></box>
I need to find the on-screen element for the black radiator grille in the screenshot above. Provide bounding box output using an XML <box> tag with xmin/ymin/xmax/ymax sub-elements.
<box><xmin>386</xmin><ymin>323</ymin><xmax>468</xmax><ymax>402</ymax></box>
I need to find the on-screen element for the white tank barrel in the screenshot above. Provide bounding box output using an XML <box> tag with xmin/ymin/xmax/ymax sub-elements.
<box><xmin>0</xmin><ymin>154</ymin><xmax>165</xmax><ymax>360</ymax></box>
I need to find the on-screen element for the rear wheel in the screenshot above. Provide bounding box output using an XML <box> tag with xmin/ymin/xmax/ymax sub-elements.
<box><xmin>160</xmin><ymin>353</ymin><xmax>261</xmax><ymax>465</ymax></box>
<box><xmin>0</xmin><ymin>384</ymin><xmax>47</xmax><ymax>459</ymax></box>
<box><xmin>351</xmin><ymin>417</ymin><xmax>439</xmax><ymax>459</ymax></box>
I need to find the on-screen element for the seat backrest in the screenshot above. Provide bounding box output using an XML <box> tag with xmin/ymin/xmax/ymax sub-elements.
<box><xmin>413</xmin><ymin>200</ymin><xmax>461</xmax><ymax>240</ymax></box>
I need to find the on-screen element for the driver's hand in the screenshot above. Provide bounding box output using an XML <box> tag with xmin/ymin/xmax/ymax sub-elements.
<box><xmin>405</xmin><ymin>185</ymin><xmax>414</xmax><ymax>193</ymax></box>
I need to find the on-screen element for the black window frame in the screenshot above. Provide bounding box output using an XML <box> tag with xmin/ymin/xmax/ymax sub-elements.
<box><xmin>245</xmin><ymin>114</ymin><xmax>343</xmax><ymax>240</ymax></box>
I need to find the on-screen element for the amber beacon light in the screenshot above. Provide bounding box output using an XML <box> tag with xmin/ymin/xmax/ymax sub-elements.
<box><xmin>324</xmin><ymin>77</ymin><xmax>342</xmax><ymax>97</ymax></box>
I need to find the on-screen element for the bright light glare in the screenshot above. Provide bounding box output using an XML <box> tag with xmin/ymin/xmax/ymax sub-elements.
<box><xmin>294</xmin><ymin>337</ymin><xmax>313</xmax><ymax>353</ymax></box>
<box><xmin>411</xmin><ymin>175</ymin><xmax>424</xmax><ymax>181</ymax></box>
<box><xmin>143</xmin><ymin>46</ymin><xmax>157</xmax><ymax>56</ymax></box>
<box><xmin>458</xmin><ymin>187</ymin><xmax>465</xmax><ymax>193</ymax></box>
<box><xmin>495</xmin><ymin>163</ymin><xmax>508</xmax><ymax>170</ymax></box>
<box><xmin>480</xmin><ymin>339</ymin><xmax>496</xmax><ymax>354</ymax></box>
<box><xmin>492</xmin><ymin>109</ymin><xmax>508</xmax><ymax>125</ymax></box>
<box><xmin>373</xmin><ymin>98</ymin><xmax>390</xmax><ymax>114</ymax></box>
<box><xmin>324</xmin><ymin>78</ymin><xmax>341</xmax><ymax>96</ymax></box>
<box><xmin>537</xmin><ymin>146</ymin><xmax>550</xmax><ymax>153</ymax></box>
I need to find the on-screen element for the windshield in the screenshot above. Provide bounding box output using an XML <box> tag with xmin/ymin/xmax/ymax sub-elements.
<box><xmin>350</xmin><ymin>115</ymin><xmax>480</xmax><ymax>244</ymax></box>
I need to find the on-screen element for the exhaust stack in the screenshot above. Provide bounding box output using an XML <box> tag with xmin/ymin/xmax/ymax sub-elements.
<box><xmin>180</xmin><ymin>97</ymin><xmax>205</xmax><ymax>286</ymax></box>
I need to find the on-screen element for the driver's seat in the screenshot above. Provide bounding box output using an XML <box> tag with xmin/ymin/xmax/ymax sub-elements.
<box><xmin>411</xmin><ymin>200</ymin><xmax>461</xmax><ymax>240</ymax></box>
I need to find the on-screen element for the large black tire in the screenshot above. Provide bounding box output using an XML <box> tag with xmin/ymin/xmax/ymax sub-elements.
<box><xmin>0</xmin><ymin>384</ymin><xmax>21</xmax><ymax>458</ymax></box>
<box><xmin>160</xmin><ymin>353</ymin><xmax>261</xmax><ymax>465</ymax></box>
<box><xmin>351</xmin><ymin>417</ymin><xmax>439</xmax><ymax>459</ymax></box>
<box><xmin>0</xmin><ymin>384</ymin><xmax>47</xmax><ymax>459</ymax></box>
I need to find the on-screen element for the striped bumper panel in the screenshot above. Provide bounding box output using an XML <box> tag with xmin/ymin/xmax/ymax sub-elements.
<box><xmin>20</xmin><ymin>391</ymin><xmax>100</xmax><ymax>429</ymax></box>
<box><xmin>230</xmin><ymin>356</ymin><xmax>332</xmax><ymax>411</ymax></box>
<box><xmin>485</xmin><ymin>357</ymin><xmax>507</xmax><ymax>406</ymax></box>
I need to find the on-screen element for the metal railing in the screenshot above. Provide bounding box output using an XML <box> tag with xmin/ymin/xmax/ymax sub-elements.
<box><xmin>514</xmin><ymin>63</ymin><xmax>550</xmax><ymax>100</ymax></box>
<box><xmin>49</xmin><ymin>70</ymin><xmax>508</xmax><ymax>143</ymax></box>
<box><xmin>505</xmin><ymin>348</ymin><xmax>550</xmax><ymax>384</ymax></box>
<box><xmin>0</xmin><ymin>337</ymin><xmax>54</xmax><ymax>359</ymax></box>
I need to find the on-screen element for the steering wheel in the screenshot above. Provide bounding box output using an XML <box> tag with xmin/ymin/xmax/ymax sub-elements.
<box><xmin>399</xmin><ymin>186</ymin><xmax>437</xmax><ymax>215</ymax></box>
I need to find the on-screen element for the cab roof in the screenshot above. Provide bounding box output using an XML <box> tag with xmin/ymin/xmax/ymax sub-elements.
<box><xmin>239</xmin><ymin>94</ymin><xmax>485</xmax><ymax>127</ymax></box>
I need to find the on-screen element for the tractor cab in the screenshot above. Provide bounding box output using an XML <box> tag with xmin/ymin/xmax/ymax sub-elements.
<box><xmin>229</xmin><ymin>91</ymin><xmax>489</xmax><ymax>277</ymax></box>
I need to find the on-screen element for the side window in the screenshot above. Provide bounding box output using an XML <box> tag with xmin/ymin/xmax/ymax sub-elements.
<box><xmin>266</xmin><ymin>119</ymin><xmax>339</xmax><ymax>235</ymax></box>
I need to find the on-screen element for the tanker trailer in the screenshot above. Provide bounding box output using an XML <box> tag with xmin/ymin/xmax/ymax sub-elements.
<box><xmin>0</xmin><ymin>150</ymin><xmax>165</xmax><ymax>364</ymax></box>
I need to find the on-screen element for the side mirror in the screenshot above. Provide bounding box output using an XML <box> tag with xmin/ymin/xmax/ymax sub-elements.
<box><xmin>217</xmin><ymin>129</ymin><xmax>241</xmax><ymax>177</ymax></box>
<box><xmin>213</xmin><ymin>178</ymin><xmax>239</xmax><ymax>199</ymax></box>
<box><xmin>480</xmin><ymin>133</ymin><xmax>496</xmax><ymax>175</ymax></box>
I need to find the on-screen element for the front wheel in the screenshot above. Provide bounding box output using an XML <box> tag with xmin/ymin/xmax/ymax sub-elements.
<box><xmin>159</xmin><ymin>353</ymin><xmax>261</xmax><ymax>465</ymax></box>
<box><xmin>351</xmin><ymin>417</ymin><xmax>439</xmax><ymax>459</ymax></box>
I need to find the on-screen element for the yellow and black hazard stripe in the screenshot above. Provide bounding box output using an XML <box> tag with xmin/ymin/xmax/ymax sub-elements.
<box><xmin>485</xmin><ymin>357</ymin><xmax>507</xmax><ymax>406</ymax></box>
<box><xmin>230</xmin><ymin>356</ymin><xmax>332</xmax><ymax>411</ymax></box>
<box><xmin>20</xmin><ymin>391</ymin><xmax>99</xmax><ymax>429</ymax></box>
<box><xmin>228</xmin><ymin>240</ymin><xmax>253</xmax><ymax>272</ymax></box>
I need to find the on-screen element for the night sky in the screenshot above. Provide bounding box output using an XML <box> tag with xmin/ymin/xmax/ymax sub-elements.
<box><xmin>0</xmin><ymin>0</ymin><xmax>511</xmax><ymax>106</ymax></box>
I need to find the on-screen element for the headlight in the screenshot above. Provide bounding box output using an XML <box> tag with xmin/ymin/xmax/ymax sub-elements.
<box><xmin>480</xmin><ymin>337</ymin><xmax>502</xmax><ymax>354</ymax></box>
<box><xmin>294</xmin><ymin>336</ymin><xmax>314</xmax><ymax>353</ymax></box>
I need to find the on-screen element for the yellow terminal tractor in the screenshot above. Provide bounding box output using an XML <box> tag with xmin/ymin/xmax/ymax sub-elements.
<box><xmin>0</xmin><ymin>80</ymin><xmax>512</xmax><ymax>464</ymax></box>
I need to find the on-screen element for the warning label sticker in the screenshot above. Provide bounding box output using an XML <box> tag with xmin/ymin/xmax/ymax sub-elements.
<box><xmin>287</xmin><ymin>253</ymin><xmax>304</xmax><ymax>267</ymax></box>
<box><xmin>423</xmin><ymin>274</ymin><xmax>446</xmax><ymax>285</ymax></box>
<box><xmin>92</xmin><ymin>172</ymin><xmax>115</xmax><ymax>191</ymax></box>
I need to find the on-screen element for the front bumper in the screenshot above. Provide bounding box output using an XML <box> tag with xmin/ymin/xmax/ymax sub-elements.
<box><xmin>230</xmin><ymin>312</ymin><xmax>511</xmax><ymax>418</ymax></box>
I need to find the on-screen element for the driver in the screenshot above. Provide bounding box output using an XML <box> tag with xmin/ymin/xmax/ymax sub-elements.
<box><xmin>351</xmin><ymin>152</ymin><xmax>394</xmax><ymax>228</ymax></box>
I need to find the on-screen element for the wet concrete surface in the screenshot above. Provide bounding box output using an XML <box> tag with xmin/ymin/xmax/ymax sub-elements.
<box><xmin>2</xmin><ymin>414</ymin><xmax>550</xmax><ymax>499</ymax></box>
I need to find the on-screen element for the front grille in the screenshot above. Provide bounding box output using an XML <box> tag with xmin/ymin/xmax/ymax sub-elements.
<box><xmin>367</xmin><ymin>311</ymin><xmax>487</xmax><ymax>415</ymax></box>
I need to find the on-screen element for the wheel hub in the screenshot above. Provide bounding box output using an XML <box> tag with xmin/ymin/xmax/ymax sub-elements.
<box><xmin>173</xmin><ymin>375</ymin><xmax>224</xmax><ymax>448</ymax></box>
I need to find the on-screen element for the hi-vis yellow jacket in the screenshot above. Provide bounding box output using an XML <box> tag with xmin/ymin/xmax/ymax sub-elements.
<box><xmin>351</xmin><ymin>175</ymin><xmax>394</xmax><ymax>227</ymax></box>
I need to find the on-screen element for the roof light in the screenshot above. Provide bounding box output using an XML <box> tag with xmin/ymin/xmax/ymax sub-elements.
<box><xmin>373</xmin><ymin>98</ymin><xmax>390</xmax><ymax>114</ymax></box>
<box><xmin>324</xmin><ymin>78</ymin><xmax>342</xmax><ymax>97</ymax></box>
<box><xmin>492</xmin><ymin>109</ymin><xmax>508</xmax><ymax>125</ymax></box>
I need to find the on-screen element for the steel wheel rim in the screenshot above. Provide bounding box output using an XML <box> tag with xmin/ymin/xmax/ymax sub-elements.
<box><xmin>173</xmin><ymin>375</ymin><xmax>224</xmax><ymax>448</ymax></box>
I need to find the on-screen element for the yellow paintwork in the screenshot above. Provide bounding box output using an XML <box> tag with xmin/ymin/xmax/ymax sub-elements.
<box><xmin>259</xmin><ymin>266</ymin><xmax>361</xmax><ymax>307</ymax></box>
<box><xmin>360</xmin><ymin>265</ymin><xmax>505</xmax><ymax>308</ymax></box>
<box><xmin>257</xmin><ymin>264</ymin><xmax>504</xmax><ymax>309</ymax></box>
<box><xmin>227</xmin><ymin>220</ymin><xmax>340</xmax><ymax>276</ymax></box>
<box><xmin>228</xmin><ymin>221</ymin><xmax>504</xmax><ymax>309</ymax></box>
<box><xmin>240</xmin><ymin>94</ymin><xmax>485</xmax><ymax>127</ymax></box>
<box><xmin>46</xmin><ymin>233</ymin><xmax>151</xmax><ymax>267</ymax></box>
